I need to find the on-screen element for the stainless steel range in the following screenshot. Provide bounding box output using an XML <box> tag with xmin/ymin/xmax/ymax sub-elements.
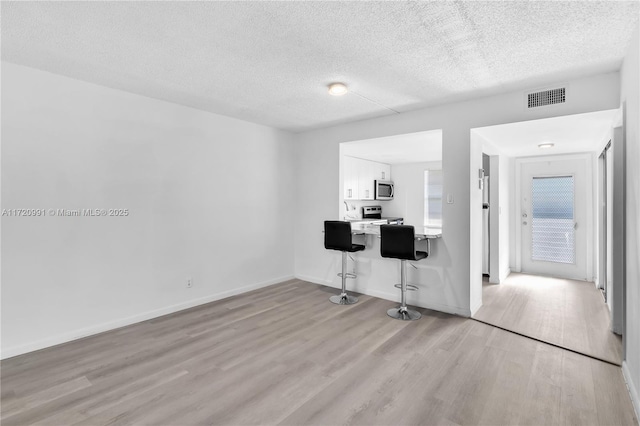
<box><xmin>362</xmin><ymin>206</ymin><xmax>383</xmax><ymax>220</ymax></box>
<box><xmin>362</xmin><ymin>206</ymin><xmax>403</xmax><ymax>225</ymax></box>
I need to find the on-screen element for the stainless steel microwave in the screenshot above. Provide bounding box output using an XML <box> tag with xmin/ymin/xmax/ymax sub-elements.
<box><xmin>375</xmin><ymin>180</ymin><xmax>394</xmax><ymax>200</ymax></box>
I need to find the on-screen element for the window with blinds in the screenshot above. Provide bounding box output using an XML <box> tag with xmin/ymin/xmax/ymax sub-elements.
<box><xmin>424</xmin><ymin>170</ymin><xmax>443</xmax><ymax>227</ymax></box>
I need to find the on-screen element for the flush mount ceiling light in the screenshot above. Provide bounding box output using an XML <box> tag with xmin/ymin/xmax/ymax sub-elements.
<box><xmin>328</xmin><ymin>82</ymin><xmax>348</xmax><ymax>96</ymax></box>
<box><xmin>538</xmin><ymin>142</ymin><xmax>555</xmax><ymax>149</ymax></box>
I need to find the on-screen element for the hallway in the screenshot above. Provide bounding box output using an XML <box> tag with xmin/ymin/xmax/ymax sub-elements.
<box><xmin>473</xmin><ymin>273</ymin><xmax>622</xmax><ymax>365</ymax></box>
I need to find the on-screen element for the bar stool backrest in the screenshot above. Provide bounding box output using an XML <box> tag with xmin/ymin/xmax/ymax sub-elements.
<box><xmin>324</xmin><ymin>221</ymin><xmax>353</xmax><ymax>252</ymax></box>
<box><xmin>380</xmin><ymin>225</ymin><xmax>417</xmax><ymax>260</ymax></box>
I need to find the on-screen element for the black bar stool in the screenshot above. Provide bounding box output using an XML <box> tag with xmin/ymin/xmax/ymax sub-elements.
<box><xmin>380</xmin><ymin>224</ymin><xmax>428</xmax><ymax>320</ymax></box>
<box><xmin>324</xmin><ymin>221</ymin><xmax>365</xmax><ymax>305</ymax></box>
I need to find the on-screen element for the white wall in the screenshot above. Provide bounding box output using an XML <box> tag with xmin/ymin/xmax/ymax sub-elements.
<box><xmin>488</xmin><ymin>157</ymin><xmax>497</xmax><ymax>280</ymax></box>
<box><xmin>385</xmin><ymin>161</ymin><xmax>442</xmax><ymax>226</ymax></box>
<box><xmin>294</xmin><ymin>71</ymin><xmax>620</xmax><ymax>317</ymax></box>
<box><xmin>509</xmin><ymin>157</ymin><xmax>517</xmax><ymax>270</ymax></box>
<box><xmin>474</xmin><ymin>134</ymin><xmax>509</xmax><ymax>284</ymax></box>
<box><xmin>486</xmin><ymin>155</ymin><xmax>510</xmax><ymax>284</ymax></box>
<box><xmin>611</xmin><ymin>127</ymin><xmax>625</xmax><ymax>335</ymax></box>
<box><xmin>1</xmin><ymin>63</ymin><xmax>295</xmax><ymax>358</ymax></box>
<box><xmin>606</xmin><ymin>138</ymin><xmax>614</xmax><ymax>314</ymax></box>
<box><xmin>469</xmin><ymin>131</ymin><xmax>484</xmax><ymax>312</ymax></box>
<box><xmin>620</xmin><ymin>23</ymin><xmax>640</xmax><ymax>419</ymax></box>
<box><xmin>593</xmin><ymin>127</ymin><xmax>613</xmax><ymax>291</ymax></box>
<box><xmin>498</xmin><ymin>156</ymin><xmax>511</xmax><ymax>281</ymax></box>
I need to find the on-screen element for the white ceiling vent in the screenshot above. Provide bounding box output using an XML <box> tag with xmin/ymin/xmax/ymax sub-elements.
<box><xmin>527</xmin><ymin>87</ymin><xmax>566</xmax><ymax>108</ymax></box>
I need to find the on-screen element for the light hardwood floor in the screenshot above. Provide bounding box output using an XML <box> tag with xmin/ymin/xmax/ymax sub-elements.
<box><xmin>1</xmin><ymin>279</ymin><xmax>637</xmax><ymax>425</ymax></box>
<box><xmin>474</xmin><ymin>273</ymin><xmax>623</xmax><ymax>365</ymax></box>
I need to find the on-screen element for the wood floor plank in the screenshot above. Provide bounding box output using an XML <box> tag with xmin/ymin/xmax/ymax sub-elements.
<box><xmin>3</xmin><ymin>367</ymin><xmax>189</xmax><ymax>426</ymax></box>
<box><xmin>559</xmin><ymin>351</ymin><xmax>598</xmax><ymax>426</ymax></box>
<box><xmin>1</xmin><ymin>376</ymin><xmax>92</xmax><ymax>421</ymax></box>
<box><xmin>1</xmin><ymin>280</ymin><xmax>636</xmax><ymax>426</ymax></box>
<box><xmin>591</xmin><ymin>358</ymin><xmax>639</xmax><ymax>426</ymax></box>
<box><xmin>474</xmin><ymin>273</ymin><xmax>623</xmax><ymax>365</ymax></box>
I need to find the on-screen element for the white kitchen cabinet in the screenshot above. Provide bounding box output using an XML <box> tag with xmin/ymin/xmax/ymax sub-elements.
<box><xmin>358</xmin><ymin>160</ymin><xmax>375</xmax><ymax>200</ymax></box>
<box><xmin>382</xmin><ymin>163</ymin><xmax>391</xmax><ymax>181</ymax></box>
<box><xmin>373</xmin><ymin>162</ymin><xmax>391</xmax><ymax>181</ymax></box>
<box><xmin>343</xmin><ymin>156</ymin><xmax>359</xmax><ymax>200</ymax></box>
<box><xmin>343</xmin><ymin>156</ymin><xmax>391</xmax><ymax>200</ymax></box>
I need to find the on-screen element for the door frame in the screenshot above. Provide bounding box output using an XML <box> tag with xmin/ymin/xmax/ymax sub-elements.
<box><xmin>515</xmin><ymin>153</ymin><xmax>594</xmax><ymax>279</ymax></box>
<box><xmin>597</xmin><ymin>142</ymin><xmax>610</xmax><ymax>298</ymax></box>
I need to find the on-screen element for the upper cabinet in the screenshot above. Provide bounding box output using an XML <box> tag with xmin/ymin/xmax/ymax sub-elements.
<box><xmin>343</xmin><ymin>156</ymin><xmax>391</xmax><ymax>201</ymax></box>
<box><xmin>343</xmin><ymin>156</ymin><xmax>359</xmax><ymax>200</ymax></box>
<box><xmin>358</xmin><ymin>160</ymin><xmax>374</xmax><ymax>200</ymax></box>
<box><xmin>374</xmin><ymin>163</ymin><xmax>391</xmax><ymax>182</ymax></box>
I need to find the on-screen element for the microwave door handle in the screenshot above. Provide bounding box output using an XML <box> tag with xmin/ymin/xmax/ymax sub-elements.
<box><xmin>390</xmin><ymin>185</ymin><xmax>394</xmax><ymax>198</ymax></box>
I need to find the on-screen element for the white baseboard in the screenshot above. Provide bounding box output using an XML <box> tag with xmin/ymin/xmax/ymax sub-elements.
<box><xmin>622</xmin><ymin>361</ymin><xmax>640</xmax><ymax>422</ymax></box>
<box><xmin>295</xmin><ymin>274</ymin><xmax>471</xmax><ymax>317</ymax></box>
<box><xmin>469</xmin><ymin>299</ymin><xmax>482</xmax><ymax>317</ymax></box>
<box><xmin>294</xmin><ymin>273</ymin><xmax>333</xmax><ymax>287</ymax></box>
<box><xmin>500</xmin><ymin>267</ymin><xmax>511</xmax><ymax>283</ymax></box>
<box><xmin>1</xmin><ymin>275</ymin><xmax>294</xmax><ymax>360</ymax></box>
<box><xmin>369</xmin><ymin>288</ymin><xmax>472</xmax><ymax>317</ymax></box>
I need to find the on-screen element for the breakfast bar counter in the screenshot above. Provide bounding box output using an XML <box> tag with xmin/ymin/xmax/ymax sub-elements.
<box><xmin>320</xmin><ymin>220</ymin><xmax>448</xmax><ymax>317</ymax></box>
<box><xmin>350</xmin><ymin>223</ymin><xmax>442</xmax><ymax>239</ymax></box>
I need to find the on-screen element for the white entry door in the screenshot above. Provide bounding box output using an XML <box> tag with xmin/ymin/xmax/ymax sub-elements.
<box><xmin>520</xmin><ymin>157</ymin><xmax>589</xmax><ymax>280</ymax></box>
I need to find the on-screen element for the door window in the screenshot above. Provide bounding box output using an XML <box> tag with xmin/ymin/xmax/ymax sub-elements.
<box><xmin>531</xmin><ymin>176</ymin><xmax>575</xmax><ymax>264</ymax></box>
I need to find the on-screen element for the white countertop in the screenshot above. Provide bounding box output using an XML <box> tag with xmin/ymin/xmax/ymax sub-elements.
<box><xmin>350</xmin><ymin>223</ymin><xmax>442</xmax><ymax>239</ymax></box>
<box><xmin>347</xmin><ymin>217</ymin><xmax>404</xmax><ymax>223</ymax></box>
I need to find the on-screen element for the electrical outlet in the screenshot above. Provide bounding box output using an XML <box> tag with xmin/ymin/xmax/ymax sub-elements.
<box><xmin>186</xmin><ymin>277</ymin><xmax>193</xmax><ymax>288</ymax></box>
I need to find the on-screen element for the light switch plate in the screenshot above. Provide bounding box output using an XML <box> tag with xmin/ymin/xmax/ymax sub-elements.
<box><xmin>447</xmin><ymin>194</ymin><xmax>454</xmax><ymax>204</ymax></box>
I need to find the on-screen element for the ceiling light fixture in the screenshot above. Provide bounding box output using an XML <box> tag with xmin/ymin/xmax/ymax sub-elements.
<box><xmin>538</xmin><ymin>142</ymin><xmax>555</xmax><ymax>149</ymax></box>
<box><xmin>328</xmin><ymin>82</ymin><xmax>348</xmax><ymax>96</ymax></box>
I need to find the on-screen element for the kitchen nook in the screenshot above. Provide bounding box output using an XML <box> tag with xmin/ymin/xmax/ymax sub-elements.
<box><xmin>324</xmin><ymin>130</ymin><xmax>444</xmax><ymax>318</ymax></box>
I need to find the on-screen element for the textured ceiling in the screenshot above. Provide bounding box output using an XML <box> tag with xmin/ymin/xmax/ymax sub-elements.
<box><xmin>474</xmin><ymin>109</ymin><xmax>619</xmax><ymax>157</ymax></box>
<box><xmin>342</xmin><ymin>130</ymin><xmax>442</xmax><ymax>165</ymax></box>
<box><xmin>2</xmin><ymin>1</ymin><xmax>638</xmax><ymax>132</ymax></box>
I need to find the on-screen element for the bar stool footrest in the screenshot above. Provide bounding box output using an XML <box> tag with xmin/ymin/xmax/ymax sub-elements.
<box><xmin>393</xmin><ymin>283</ymin><xmax>418</xmax><ymax>291</ymax></box>
<box><xmin>338</xmin><ymin>272</ymin><xmax>357</xmax><ymax>279</ymax></box>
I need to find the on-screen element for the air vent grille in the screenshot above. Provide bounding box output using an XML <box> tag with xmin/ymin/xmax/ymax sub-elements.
<box><xmin>527</xmin><ymin>87</ymin><xmax>566</xmax><ymax>108</ymax></box>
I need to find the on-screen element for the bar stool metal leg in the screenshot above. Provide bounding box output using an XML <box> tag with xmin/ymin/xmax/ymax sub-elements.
<box><xmin>330</xmin><ymin>251</ymin><xmax>359</xmax><ymax>305</ymax></box>
<box><xmin>387</xmin><ymin>260</ymin><xmax>421</xmax><ymax>320</ymax></box>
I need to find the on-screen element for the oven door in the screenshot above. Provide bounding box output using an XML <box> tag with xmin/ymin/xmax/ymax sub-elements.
<box><xmin>375</xmin><ymin>181</ymin><xmax>394</xmax><ymax>200</ymax></box>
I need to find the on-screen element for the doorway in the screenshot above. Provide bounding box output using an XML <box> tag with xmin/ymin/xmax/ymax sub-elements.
<box><xmin>470</xmin><ymin>109</ymin><xmax>623</xmax><ymax>365</ymax></box>
<box><xmin>597</xmin><ymin>141</ymin><xmax>612</xmax><ymax>303</ymax></box>
<box><xmin>518</xmin><ymin>156</ymin><xmax>590</xmax><ymax>281</ymax></box>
